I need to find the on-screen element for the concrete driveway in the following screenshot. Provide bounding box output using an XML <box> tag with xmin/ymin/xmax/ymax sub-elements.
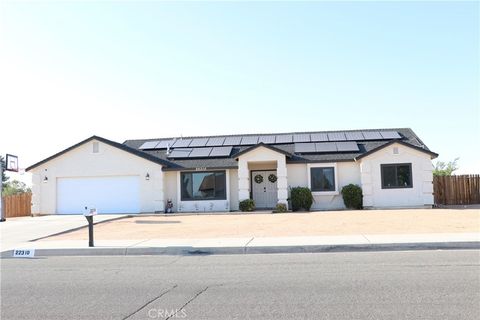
<box><xmin>0</xmin><ymin>215</ymin><xmax>123</xmax><ymax>251</ymax></box>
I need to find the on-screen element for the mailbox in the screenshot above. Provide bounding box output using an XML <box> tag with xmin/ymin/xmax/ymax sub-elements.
<box><xmin>84</xmin><ymin>207</ymin><xmax>97</xmax><ymax>216</ymax></box>
<box><xmin>83</xmin><ymin>206</ymin><xmax>96</xmax><ymax>247</ymax></box>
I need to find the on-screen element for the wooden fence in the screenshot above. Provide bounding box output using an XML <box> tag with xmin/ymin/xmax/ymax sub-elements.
<box><xmin>2</xmin><ymin>193</ymin><xmax>32</xmax><ymax>218</ymax></box>
<box><xmin>433</xmin><ymin>175</ymin><xmax>480</xmax><ymax>205</ymax></box>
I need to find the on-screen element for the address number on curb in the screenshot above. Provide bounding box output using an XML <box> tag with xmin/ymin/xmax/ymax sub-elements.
<box><xmin>13</xmin><ymin>249</ymin><xmax>35</xmax><ymax>258</ymax></box>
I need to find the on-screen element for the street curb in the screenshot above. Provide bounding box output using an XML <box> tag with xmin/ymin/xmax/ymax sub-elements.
<box><xmin>2</xmin><ymin>241</ymin><xmax>479</xmax><ymax>258</ymax></box>
<box><xmin>244</xmin><ymin>242</ymin><xmax>480</xmax><ymax>254</ymax></box>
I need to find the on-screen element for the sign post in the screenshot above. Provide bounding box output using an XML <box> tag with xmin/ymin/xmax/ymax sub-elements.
<box><xmin>83</xmin><ymin>207</ymin><xmax>97</xmax><ymax>247</ymax></box>
<box><xmin>0</xmin><ymin>160</ymin><xmax>4</xmax><ymax>222</ymax></box>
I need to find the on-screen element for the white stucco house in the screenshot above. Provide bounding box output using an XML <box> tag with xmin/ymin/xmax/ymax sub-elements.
<box><xmin>26</xmin><ymin>128</ymin><xmax>438</xmax><ymax>214</ymax></box>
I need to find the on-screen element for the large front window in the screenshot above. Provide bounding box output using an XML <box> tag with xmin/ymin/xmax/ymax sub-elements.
<box><xmin>381</xmin><ymin>163</ymin><xmax>412</xmax><ymax>188</ymax></box>
<box><xmin>181</xmin><ymin>171</ymin><xmax>227</xmax><ymax>201</ymax></box>
<box><xmin>310</xmin><ymin>167</ymin><xmax>335</xmax><ymax>192</ymax></box>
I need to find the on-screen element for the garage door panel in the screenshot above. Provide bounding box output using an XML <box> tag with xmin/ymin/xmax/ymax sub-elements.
<box><xmin>57</xmin><ymin>176</ymin><xmax>140</xmax><ymax>214</ymax></box>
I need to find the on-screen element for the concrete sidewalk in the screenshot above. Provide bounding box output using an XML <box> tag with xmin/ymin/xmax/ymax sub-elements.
<box><xmin>2</xmin><ymin>233</ymin><xmax>479</xmax><ymax>257</ymax></box>
<box><xmin>2</xmin><ymin>210</ymin><xmax>479</xmax><ymax>257</ymax></box>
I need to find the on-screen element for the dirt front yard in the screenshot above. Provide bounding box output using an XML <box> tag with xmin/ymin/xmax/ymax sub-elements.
<box><xmin>43</xmin><ymin>208</ymin><xmax>480</xmax><ymax>241</ymax></box>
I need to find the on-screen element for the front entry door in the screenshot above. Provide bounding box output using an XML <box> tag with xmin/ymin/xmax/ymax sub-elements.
<box><xmin>252</xmin><ymin>170</ymin><xmax>278</xmax><ymax>208</ymax></box>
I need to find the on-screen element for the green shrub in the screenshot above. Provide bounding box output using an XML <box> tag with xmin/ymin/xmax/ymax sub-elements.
<box><xmin>341</xmin><ymin>184</ymin><xmax>363</xmax><ymax>209</ymax></box>
<box><xmin>239</xmin><ymin>199</ymin><xmax>255</xmax><ymax>212</ymax></box>
<box><xmin>290</xmin><ymin>187</ymin><xmax>314</xmax><ymax>211</ymax></box>
<box><xmin>273</xmin><ymin>203</ymin><xmax>288</xmax><ymax>213</ymax></box>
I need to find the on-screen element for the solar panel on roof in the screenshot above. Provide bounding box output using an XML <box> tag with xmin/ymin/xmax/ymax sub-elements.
<box><xmin>380</xmin><ymin>131</ymin><xmax>401</xmax><ymax>139</ymax></box>
<box><xmin>335</xmin><ymin>141</ymin><xmax>359</xmax><ymax>152</ymax></box>
<box><xmin>310</xmin><ymin>133</ymin><xmax>329</xmax><ymax>142</ymax></box>
<box><xmin>275</xmin><ymin>134</ymin><xmax>293</xmax><ymax>144</ymax></box>
<box><xmin>240</xmin><ymin>136</ymin><xmax>258</xmax><ymax>145</ymax></box>
<box><xmin>328</xmin><ymin>132</ymin><xmax>346</xmax><ymax>141</ymax></box>
<box><xmin>210</xmin><ymin>146</ymin><xmax>233</xmax><ymax>157</ymax></box>
<box><xmin>172</xmin><ymin>139</ymin><xmax>192</xmax><ymax>148</ymax></box>
<box><xmin>315</xmin><ymin>142</ymin><xmax>337</xmax><ymax>152</ymax></box>
<box><xmin>293</xmin><ymin>134</ymin><xmax>311</xmax><ymax>143</ymax></box>
<box><xmin>258</xmin><ymin>135</ymin><xmax>276</xmax><ymax>144</ymax></box>
<box><xmin>139</xmin><ymin>141</ymin><xmax>160</xmax><ymax>150</ymax></box>
<box><xmin>167</xmin><ymin>148</ymin><xmax>192</xmax><ymax>158</ymax></box>
<box><xmin>344</xmin><ymin>132</ymin><xmax>365</xmax><ymax>141</ymax></box>
<box><xmin>223</xmin><ymin>136</ymin><xmax>242</xmax><ymax>146</ymax></box>
<box><xmin>362</xmin><ymin>131</ymin><xmax>383</xmax><ymax>140</ymax></box>
<box><xmin>189</xmin><ymin>138</ymin><xmax>209</xmax><ymax>147</ymax></box>
<box><xmin>206</xmin><ymin>137</ymin><xmax>226</xmax><ymax>147</ymax></box>
<box><xmin>294</xmin><ymin>143</ymin><xmax>316</xmax><ymax>153</ymax></box>
<box><xmin>155</xmin><ymin>140</ymin><xmax>175</xmax><ymax>149</ymax></box>
<box><xmin>189</xmin><ymin>147</ymin><xmax>212</xmax><ymax>157</ymax></box>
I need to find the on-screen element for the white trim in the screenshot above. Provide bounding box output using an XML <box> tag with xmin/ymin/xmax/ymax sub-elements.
<box><xmin>226</xmin><ymin>169</ymin><xmax>231</xmax><ymax>210</ymax></box>
<box><xmin>307</xmin><ymin>163</ymin><xmax>339</xmax><ymax>196</ymax></box>
<box><xmin>176</xmin><ymin>171</ymin><xmax>181</xmax><ymax>211</ymax></box>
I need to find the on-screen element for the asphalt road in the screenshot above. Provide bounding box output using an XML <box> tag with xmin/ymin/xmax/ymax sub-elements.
<box><xmin>1</xmin><ymin>250</ymin><xmax>479</xmax><ymax>320</ymax></box>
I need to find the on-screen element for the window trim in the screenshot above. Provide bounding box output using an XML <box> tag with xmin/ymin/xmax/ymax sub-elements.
<box><xmin>307</xmin><ymin>163</ymin><xmax>339</xmax><ymax>195</ymax></box>
<box><xmin>380</xmin><ymin>163</ymin><xmax>413</xmax><ymax>189</ymax></box>
<box><xmin>180</xmin><ymin>170</ymin><xmax>227</xmax><ymax>201</ymax></box>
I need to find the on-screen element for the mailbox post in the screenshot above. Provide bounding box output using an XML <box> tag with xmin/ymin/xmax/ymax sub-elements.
<box><xmin>83</xmin><ymin>207</ymin><xmax>97</xmax><ymax>247</ymax></box>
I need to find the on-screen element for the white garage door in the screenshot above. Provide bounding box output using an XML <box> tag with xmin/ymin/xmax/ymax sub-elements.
<box><xmin>57</xmin><ymin>176</ymin><xmax>140</xmax><ymax>214</ymax></box>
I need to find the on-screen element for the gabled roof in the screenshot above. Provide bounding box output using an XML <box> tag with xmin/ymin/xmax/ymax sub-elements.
<box><xmin>26</xmin><ymin>135</ymin><xmax>172</xmax><ymax>172</ymax></box>
<box><xmin>233</xmin><ymin>143</ymin><xmax>292</xmax><ymax>159</ymax></box>
<box><xmin>28</xmin><ymin>128</ymin><xmax>438</xmax><ymax>172</ymax></box>
<box><xmin>354</xmin><ymin>139</ymin><xmax>438</xmax><ymax>160</ymax></box>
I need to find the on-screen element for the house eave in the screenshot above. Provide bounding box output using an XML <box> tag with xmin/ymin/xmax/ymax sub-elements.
<box><xmin>354</xmin><ymin>140</ymin><xmax>438</xmax><ymax>161</ymax></box>
<box><xmin>233</xmin><ymin>142</ymin><xmax>292</xmax><ymax>159</ymax></box>
<box><xmin>161</xmin><ymin>165</ymin><xmax>238</xmax><ymax>172</ymax></box>
<box><xmin>26</xmin><ymin>135</ymin><xmax>172</xmax><ymax>172</ymax></box>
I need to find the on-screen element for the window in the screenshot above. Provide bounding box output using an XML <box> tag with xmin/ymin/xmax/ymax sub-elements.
<box><xmin>310</xmin><ymin>167</ymin><xmax>335</xmax><ymax>192</ymax></box>
<box><xmin>181</xmin><ymin>171</ymin><xmax>227</xmax><ymax>201</ymax></box>
<box><xmin>381</xmin><ymin>163</ymin><xmax>412</xmax><ymax>188</ymax></box>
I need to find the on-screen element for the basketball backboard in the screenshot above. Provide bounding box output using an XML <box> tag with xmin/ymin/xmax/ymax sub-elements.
<box><xmin>5</xmin><ymin>154</ymin><xmax>18</xmax><ymax>172</ymax></box>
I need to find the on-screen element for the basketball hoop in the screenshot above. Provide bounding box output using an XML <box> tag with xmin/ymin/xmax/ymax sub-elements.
<box><xmin>1</xmin><ymin>154</ymin><xmax>20</xmax><ymax>222</ymax></box>
<box><xmin>5</xmin><ymin>154</ymin><xmax>19</xmax><ymax>172</ymax></box>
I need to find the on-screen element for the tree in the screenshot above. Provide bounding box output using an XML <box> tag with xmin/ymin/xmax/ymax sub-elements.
<box><xmin>1</xmin><ymin>156</ymin><xmax>8</xmax><ymax>189</ymax></box>
<box><xmin>433</xmin><ymin>158</ymin><xmax>459</xmax><ymax>176</ymax></box>
<box><xmin>2</xmin><ymin>180</ymin><xmax>31</xmax><ymax>196</ymax></box>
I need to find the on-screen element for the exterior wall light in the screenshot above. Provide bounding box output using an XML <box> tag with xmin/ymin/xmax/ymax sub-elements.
<box><xmin>43</xmin><ymin>176</ymin><xmax>48</xmax><ymax>183</ymax></box>
<box><xmin>145</xmin><ymin>173</ymin><xmax>150</xmax><ymax>181</ymax></box>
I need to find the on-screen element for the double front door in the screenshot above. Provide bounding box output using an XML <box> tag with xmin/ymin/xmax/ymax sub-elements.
<box><xmin>252</xmin><ymin>170</ymin><xmax>278</xmax><ymax>208</ymax></box>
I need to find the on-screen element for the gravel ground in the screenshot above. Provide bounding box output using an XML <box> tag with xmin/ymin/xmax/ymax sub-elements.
<box><xmin>42</xmin><ymin>208</ymin><xmax>480</xmax><ymax>241</ymax></box>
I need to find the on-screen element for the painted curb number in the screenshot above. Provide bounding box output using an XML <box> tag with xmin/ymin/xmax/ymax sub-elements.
<box><xmin>13</xmin><ymin>249</ymin><xmax>35</xmax><ymax>258</ymax></box>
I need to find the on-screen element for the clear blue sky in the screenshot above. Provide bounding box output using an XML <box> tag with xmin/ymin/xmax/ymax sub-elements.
<box><xmin>0</xmin><ymin>0</ymin><xmax>478</xmax><ymax>179</ymax></box>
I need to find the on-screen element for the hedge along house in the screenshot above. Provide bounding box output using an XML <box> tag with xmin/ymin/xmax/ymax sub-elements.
<box><xmin>26</xmin><ymin>128</ymin><xmax>438</xmax><ymax>214</ymax></box>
